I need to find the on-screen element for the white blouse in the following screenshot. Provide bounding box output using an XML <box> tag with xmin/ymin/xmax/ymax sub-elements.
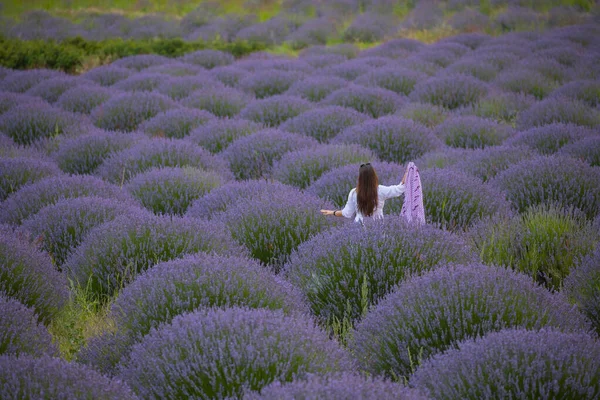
<box><xmin>341</xmin><ymin>183</ymin><xmax>406</xmax><ymax>223</ymax></box>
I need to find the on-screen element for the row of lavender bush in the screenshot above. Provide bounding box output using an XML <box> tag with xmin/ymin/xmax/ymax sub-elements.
<box><xmin>1</xmin><ymin>10</ymin><xmax>599</xmax><ymax>400</ymax></box>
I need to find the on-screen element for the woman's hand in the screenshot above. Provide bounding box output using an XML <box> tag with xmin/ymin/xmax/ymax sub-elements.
<box><xmin>320</xmin><ymin>209</ymin><xmax>335</xmax><ymax>216</ymax></box>
<box><xmin>402</xmin><ymin>167</ymin><xmax>408</xmax><ymax>184</ymax></box>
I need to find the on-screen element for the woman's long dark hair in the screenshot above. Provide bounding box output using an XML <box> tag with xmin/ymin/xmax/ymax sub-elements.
<box><xmin>356</xmin><ymin>163</ymin><xmax>378</xmax><ymax>217</ymax></box>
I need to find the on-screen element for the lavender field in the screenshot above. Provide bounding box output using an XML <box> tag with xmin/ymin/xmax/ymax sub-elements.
<box><xmin>1</xmin><ymin>0</ymin><xmax>600</xmax><ymax>399</ymax></box>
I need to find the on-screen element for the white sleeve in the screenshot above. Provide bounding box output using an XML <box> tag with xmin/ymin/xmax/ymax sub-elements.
<box><xmin>378</xmin><ymin>183</ymin><xmax>405</xmax><ymax>200</ymax></box>
<box><xmin>341</xmin><ymin>189</ymin><xmax>356</xmax><ymax>219</ymax></box>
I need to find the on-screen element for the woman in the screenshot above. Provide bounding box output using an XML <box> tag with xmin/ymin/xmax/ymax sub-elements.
<box><xmin>321</xmin><ymin>163</ymin><xmax>408</xmax><ymax>224</ymax></box>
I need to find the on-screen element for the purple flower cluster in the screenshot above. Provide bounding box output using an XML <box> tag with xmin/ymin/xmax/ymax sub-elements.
<box><xmin>0</xmin><ymin>228</ymin><xmax>69</xmax><ymax>324</ymax></box>
<box><xmin>80</xmin><ymin>253</ymin><xmax>307</xmax><ymax>374</ymax></box>
<box><xmin>280</xmin><ymin>106</ymin><xmax>369</xmax><ymax>143</ymax></box>
<box><xmin>336</xmin><ymin>116</ymin><xmax>440</xmax><ymax>164</ymax></box>
<box><xmin>558</xmin><ymin>136</ymin><xmax>600</xmax><ymax>167</ymax></box>
<box><xmin>111</xmin><ymin>54</ymin><xmax>172</xmax><ymax>71</ymax></box>
<box><xmin>178</xmin><ymin>49</ymin><xmax>235</xmax><ymax>69</ymax></box>
<box><xmin>155</xmin><ymin>75</ymin><xmax>224</xmax><ymax>100</ymax></box>
<box><xmin>506</xmin><ymin>123</ymin><xmax>597</xmax><ymax>155</ymax></box>
<box><xmin>564</xmin><ymin>248</ymin><xmax>600</xmax><ymax>334</ymax></box>
<box><xmin>516</xmin><ymin>96</ymin><xmax>600</xmax><ymax>129</ymax></box>
<box><xmin>0</xmin><ymin>174</ymin><xmax>133</xmax><ymax>225</ymax></box>
<box><xmin>112</xmin><ymin>72</ymin><xmax>168</xmax><ymax>92</ymax></box>
<box><xmin>239</xmin><ymin>69</ymin><xmax>304</xmax><ymax>99</ymax></box>
<box><xmin>494</xmin><ymin>68</ymin><xmax>556</xmax><ymax>100</ymax></box>
<box><xmin>0</xmin><ymin>69</ymin><xmax>65</xmax><ymax>93</ymax></box>
<box><xmin>55</xmin><ymin>84</ymin><xmax>114</xmax><ymax>114</ymax></box>
<box><xmin>215</xmin><ymin>187</ymin><xmax>337</xmax><ymax>269</ymax></box>
<box><xmin>0</xmin><ymin>157</ymin><xmax>62</xmax><ymax>201</ymax></box>
<box><xmin>454</xmin><ymin>145</ymin><xmax>534</xmax><ymax>182</ymax></box>
<box><xmin>17</xmin><ymin>196</ymin><xmax>145</xmax><ymax>267</ymax></box>
<box><xmin>355</xmin><ymin>66</ymin><xmax>428</xmax><ymax>96</ymax></box>
<box><xmin>0</xmin><ymin>294</ymin><xmax>58</xmax><ymax>357</ymax></box>
<box><xmin>410</xmin><ymin>328</ymin><xmax>600</xmax><ymax>399</ymax></box>
<box><xmin>0</xmin><ymin>354</ymin><xmax>138</xmax><ymax>400</ymax></box>
<box><xmin>433</xmin><ymin>115</ymin><xmax>514</xmax><ymax>149</ymax></box>
<box><xmin>285</xmin><ymin>217</ymin><xmax>477</xmax><ymax>324</ymax></box>
<box><xmin>95</xmin><ymin>137</ymin><xmax>233</xmax><ymax>183</ymax></box>
<box><xmin>398</xmin><ymin>102</ymin><xmax>449</xmax><ymax>128</ymax></box>
<box><xmin>222</xmin><ymin>129</ymin><xmax>318</xmax><ymax>180</ymax></box>
<box><xmin>25</xmin><ymin>76</ymin><xmax>86</xmax><ymax>103</ymax></box>
<box><xmin>138</xmin><ymin>107</ymin><xmax>214</xmax><ymax>138</ymax></box>
<box><xmin>181</xmin><ymin>86</ymin><xmax>253</xmax><ymax>117</ymax></box>
<box><xmin>239</xmin><ymin>95</ymin><xmax>313</xmax><ymax>127</ymax></box>
<box><xmin>81</xmin><ymin>65</ymin><xmax>133</xmax><ymax>86</ymax></box>
<box><xmin>351</xmin><ymin>263</ymin><xmax>592</xmax><ymax>379</ymax></box>
<box><xmin>342</xmin><ymin>13</ymin><xmax>397</xmax><ymax>43</ymax></box>
<box><xmin>551</xmin><ymin>79</ymin><xmax>600</xmax><ymax>108</ymax></box>
<box><xmin>490</xmin><ymin>154</ymin><xmax>600</xmax><ymax>219</ymax></box>
<box><xmin>187</xmin><ymin>118</ymin><xmax>263</xmax><ymax>153</ymax></box>
<box><xmin>64</xmin><ymin>213</ymin><xmax>245</xmax><ymax>301</ymax></box>
<box><xmin>125</xmin><ymin>166</ymin><xmax>224</xmax><ymax>215</ymax></box>
<box><xmin>286</xmin><ymin>76</ymin><xmax>348</xmax><ymax>102</ymax></box>
<box><xmin>321</xmin><ymin>85</ymin><xmax>406</xmax><ymax>118</ymax></box>
<box><xmin>271</xmin><ymin>144</ymin><xmax>376</xmax><ymax>189</ymax></box>
<box><xmin>410</xmin><ymin>74</ymin><xmax>489</xmax><ymax>110</ymax></box>
<box><xmin>465</xmin><ymin>89</ymin><xmax>536</xmax><ymax>124</ymax></box>
<box><xmin>117</xmin><ymin>307</ymin><xmax>354</xmax><ymax>399</ymax></box>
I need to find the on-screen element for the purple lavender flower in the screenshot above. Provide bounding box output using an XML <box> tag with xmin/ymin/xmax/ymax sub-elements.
<box><xmin>419</xmin><ymin>167</ymin><xmax>513</xmax><ymax>230</ymax></box>
<box><xmin>448</xmin><ymin>9</ymin><xmax>493</xmax><ymax>32</ymax></box>
<box><xmin>321</xmin><ymin>84</ymin><xmax>406</xmax><ymax>118</ymax></box>
<box><xmin>453</xmin><ymin>145</ymin><xmax>534</xmax><ymax>182</ymax></box>
<box><xmin>490</xmin><ymin>154</ymin><xmax>600</xmax><ymax>219</ymax></box>
<box><xmin>398</xmin><ymin>102</ymin><xmax>449</xmax><ymax>128</ymax></box>
<box><xmin>321</xmin><ymin>58</ymin><xmax>385</xmax><ymax>82</ymax></box>
<box><xmin>55</xmin><ymin>84</ymin><xmax>114</xmax><ymax>115</ymax></box>
<box><xmin>300</xmin><ymin>54</ymin><xmax>349</xmax><ymax>69</ymax></box>
<box><xmin>299</xmin><ymin>44</ymin><xmax>360</xmax><ymax>59</ymax></box>
<box><xmin>443</xmin><ymin>57</ymin><xmax>498</xmax><ymax>82</ymax></box>
<box><xmin>239</xmin><ymin>95</ymin><xmax>313</xmax><ymax>127</ymax></box>
<box><xmin>285</xmin><ymin>218</ymin><xmax>477</xmax><ymax>325</ymax></box>
<box><xmin>154</xmin><ymin>74</ymin><xmax>224</xmax><ymax>100</ymax></box>
<box><xmin>0</xmin><ymin>91</ymin><xmax>49</xmax><ymax>115</ymax></box>
<box><xmin>351</xmin><ymin>264</ymin><xmax>592</xmax><ymax>380</ymax></box>
<box><xmin>81</xmin><ymin>65</ymin><xmax>133</xmax><ymax>87</ymax></box>
<box><xmin>18</xmin><ymin>196</ymin><xmax>145</xmax><ymax>267</ymax></box>
<box><xmin>125</xmin><ymin>166</ymin><xmax>224</xmax><ymax>215</ymax></box>
<box><xmin>0</xmin><ymin>102</ymin><xmax>83</xmax><ymax>145</ymax></box>
<box><xmin>410</xmin><ymin>328</ymin><xmax>600</xmax><ymax>399</ymax></box>
<box><xmin>0</xmin><ymin>354</ymin><xmax>138</xmax><ymax>399</ymax></box>
<box><xmin>335</xmin><ymin>116</ymin><xmax>440</xmax><ymax>164</ymax></box>
<box><xmin>286</xmin><ymin>76</ymin><xmax>348</xmax><ymax>102</ymax></box>
<box><xmin>551</xmin><ymin>80</ymin><xmax>600</xmax><ymax>108</ymax></box>
<box><xmin>91</xmin><ymin>91</ymin><xmax>178</xmax><ymax>132</ymax></box>
<box><xmin>0</xmin><ymin>294</ymin><xmax>58</xmax><ymax>357</ymax></box>
<box><xmin>178</xmin><ymin>49</ymin><xmax>235</xmax><ymax>69</ymax></box>
<box><xmin>246</xmin><ymin>372</ymin><xmax>427</xmax><ymax>400</ymax></box>
<box><xmin>111</xmin><ymin>54</ymin><xmax>172</xmax><ymax>71</ymax></box>
<box><xmin>138</xmin><ymin>107</ymin><xmax>214</xmax><ymax>138</ymax></box>
<box><xmin>439</xmin><ymin>33</ymin><xmax>491</xmax><ymax>50</ymax></box>
<box><xmin>516</xmin><ymin>96</ymin><xmax>600</xmax><ymax>130</ymax></box>
<box><xmin>342</xmin><ymin>13</ymin><xmax>397</xmax><ymax>43</ymax></box>
<box><xmin>0</xmin><ymin>228</ymin><xmax>69</xmax><ymax>323</ymax></box>
<box><xmin>494</xmin><ymin>68</ymin><xmax>556</xmax><ymax>100</ymax></box>
<box><xmin>80</xmin><ymin>253</ymin><xmax>308</xmax><ymax>374</ymax></box>
<box><xmin>433</xmin><ymin>115</ymin><xmax>514</xmax><ymax>149</ymax></box>
<box><xmin>516</xmin><ymin>54</ymin><xmax>573</xmax><ymax>83</ymax></box>
<box><xmin>355</xmin><ymin>66</ymin><xmax>428</xmax><ymax>96</ymax></box>
<box><xmin>239</xmin><ymin>69</ymin><xmax>304</xmax><ymax>99</ymax></box>
<box><xmin>271</xmin><ymin>143</ymin><xmax>376</xmax><ymax>189</ymax></box>
<box><xmin>112</xmin><ymin>72</ymin><xmax>169</xmax><ymax>92</ymax></box>
<box><xmin>64</xmin><ymin>213</ymin><xmax>245</xmax><ymax>302</ymax></box>
<box><xmin>215</xmin><ymin>188</ymin><xmax>337</xmax><ymax>269</ymax></box>
<box><xmin>181</xmin><ymin>86</ymin><xmax>253</xmax><ymax>118</ymax></box>
<box><xmin>535</xmin><ymin>45</ymin><xmax>583</xmax><ymax>67</ymax></box>
<box><xmin>495</xmin><ymin>6</ymin><xmax>545</xmax><ymax>31</ymax></box>
<box><xmin>506</xmin><ymin>123</ymin><xmax>597</xmax><ymax>155</ymax></box>
<box><xmin>564</xmin><ymin>248</ymin><xmax>600</xmax><ymax>334</ymax></box>
<box><xmin>187</xmin><ymin>118</ymin><xmax>263</xmax><ymax>153</ymax></box>
<box><xmin>280</xmin><ymin>106</ymin><xmax>369</xmax><ymax>143</ymax></box>
<box><xmin>0</xmin><ymin>157</ymin><xmax>62</xmax><ymax>201</ymax></box>
<box><xmin>464</xmin><ymin>89</ymin><xmax>536</xmax><ymax>124</ymax></box>
<box><xmin>235</xmin><ymin>16</ymin><xmax>299</xmax><ymax>45</ymax></box>
<box><xmin>118</xmin><ymin>307</ymin><xmax>353</xmax><ymax>398</ymax></box>
<box><xmin>25</xmin><ymin>76</ymin><xmax>86</xmax><ymax>103</ymax></box>
<box><xmin>410</xmin><ymin>74</ymin><xmax>489</xmax><ymax>110</ymax></box>
<box><xmin>400</xmin><ymin>0</ymin><xmax>444</xmax><ymax>29</ymax></box>
<box><xmin>558</xmin><ymin>136</ymin><xmax>600</xmax><ymax>167</ymax></box>
<box><xmin>0</xmin><ymin>69</ymin><xmax>65</xmax><ymax>93</ymax></box>
<box><xmin>143</xmin><ymin>61</ymin><xmax>205</xmax><ymax>76</ymax></box>
<box><xmin>286</xmin><ymin>16</ymin><xmax>340</xmax><ymax>49</ymax></box>
<box><xmin>186</xmin><ymin>14</ymin><xmax>256</xmax><ymax>42</ymax></box>
<box><xmin>210</xmin><ymin>65</ymin><xmax>250</xmax><ymax>87</ymax></box>
<box><xmin>95</xmin><ymin>137</ymin><xmax>233</xmax><ymax>183</ymax></box>
<box><xmin>0</xmin><ymin>174</ymin><xmax>133</xmax><ymax>225</ymax></box>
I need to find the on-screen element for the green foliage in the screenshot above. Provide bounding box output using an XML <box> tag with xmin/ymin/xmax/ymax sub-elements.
<box><xmin>0</xmin><ymin>35</ymin><xmax>266</xmax><ymax>73</ymax></box>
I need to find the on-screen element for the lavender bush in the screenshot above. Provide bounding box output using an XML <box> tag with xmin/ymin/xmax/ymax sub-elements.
<box><xmin>506</xmin><ymin>123</ymin><xmax>597</xmax><ymax>155</ymax></box>
<box><xmin>0</xmin><ymin>174</ymin><xmax>133</xmax><ymax>225</ymax></box>
<box><xmin>453</xmin><ymin>145</ymin><xmax>534</xmax><ymax>182</ymax></box>
<box><xmin>494</xmin><ymin>68</ymin><xmax>557</xmax><ymax>100</ymax></box>
<box><xmin>138</xmin><ymin>108</ymin><xmax>214</xmax><ymax>138</ymax></box>
<box><xmin>351</xmin><ymin>264</ymin><xmax>592</xmax><ymax>380</ymax></box>
<box><xmin>0</xmin><ymin>354</ymin><xmax>138</xmax><ymax>400</ymax></box>
<box><xmin>286</xmin><ymin>76</ymin><xmax>348</xmax><ymax>102</ymax></box>
<box><xmin>286</xmin><ymin>16</ymin><xmax>339</xmax><ymax>49</ymax></box>
<box><xmin>239</xmin><ymin>95</ymin><xmax>313</xmax><ymax>127</ymax></box>
<box><xmin>515</xmin><ymin>55</ymin><xmax>572</xmax><ymax>85</ymax></box>
<box><xmin>410</xmin><ymin>328</ymin><xmax>600</xmax><ymax>399</ymax></box>
<box><xmin>118</xmin><ymin>307</ymin><xmax>353</xmax><ymax>399</ymax></box>
<box><xmin>0</xmin><ymin>102</ymin><xmax>82</xmax><ymax>145</ymax></box>
<box><xmin>271</xmin><ymin>144</ymin><xmax>376</xmax><ymax>189</ymax></box>
<box><xmin>55</xmin><ymin>84</ymin><xmax>114</xmax><ymax>115</ymax></box>
<box><xmin>285</xmin><ymin>218</ymin><xmax>477</xmax><ymax>325</ymax></box>
<box><xmin>64</xmin><ymin>213</ymin><xmax>244</xmax><ymax>302</ymax></box>
<box><xmin>559</xmin><ymin>136</ymin><xmax>600</xmax><ymax>167</ymax></box>
<box><xmin>112</xmin><ymin>72</ymin><xmax>169</xmax><ymax>92</ymax></box>
<box><xmin>210</xmin><ymin>65</ymin><xmax>250</xmax><ymax>87</ymax></box>
<box><xmin>179</xmin><ymin>49</ymin><xmax>235</xmax><ymax>69</ymax></box>
<box><xmin>495</xmin><ymin>6</ymin><xmax>545</xmax><ymax>31</ymax></box>
<box><xmin>80</xmin><ymin>253</ymin><xmax>307</xmax><ymax>374</ymax></box>
<box><xmin>155</xmin><ymin>75</ymin><xmax>225</xmax><ymax>100</ymax></box>
<box><xmin>412</xmin><ymin>148</ymin><xmax>471</xmax><ymax>171</ymax></box>
<box><xmin>246</xmin><ymin>372</ymin><xmax>427</xmax><ymax>400</ymax></box>
<box><xmin>81</xmin><ymin>65</ymin><xmax>133</xmax><ymax>87</ymax></box>
<box><xmin>299</xmin><ymin>44</ymin><xmax>360</xmax><ymax>59</ymax></box>
<box><xmin>222</xmin><ymin>129</ymin><xmax>317</xmax><ymax>180</ymax></box>
<box><xmin>0</xmin><ymin>157</ymin><xmax>62</xmax><ymax>201</ymax></box>
<box><xmin>18</xmin><ymin>196</ymin><xmax>145</xmax><ymax>267</ymax></box>
<box><xmin>111</xmin><ymin>54</ymin><xmax>172</xmax><ymax>71</ymax></box>
<box><xmin>91</xmin><ymin>91</ymin><xmax>177</xmax><ymax>132</ymax></box>
<box><xmin>0</xmin><ymin>294</ymin><xmax>58</xmax><ymax>357</ymax></box>
<box><xmin>336</xmin><ymin>116</ymin><xmax>439</xmax><ymax>164</ymax></box>
<box><xmin>564</xmin><ymin>248</ymin><xmax>600</xmax><ymax>334</ymax></box>
<box><xmin>551</xmin><ymin>80</ymin><xmax>600</xmax><ymax>108</ymax></box>
<box><xmin>490</xmin><ymin>154</ymin><xmax>600</xmax><ymax>219</ymax></box>
<box><xmin>443</xmin><ymin>58</ymin><xmax>498</xmax><ymax>82</ymax></box>
<box><xmin>0</xmin><ymin>91</ymin><xmax>49</xmax><ymax>115</ymax></box>
<box><xmin>0</xmin><ymin>229</ymin><xmax>68</xmax><ymax>324</ymax></box>
<box><xmin>355</xmin><ymin>66</ymin><xmax>427</xmax><ymax>96</ymax></box>
<box><xmin>95</xmin><ymin>138</ymin><xmax>232</xmax><ymax>183</ymax></box>
<box><xmin>433</xmin><ymin>116</ymin><xmax>514</xmax><ymax>149</ymax></box>
<box><xmin>51</xmin><ymin>130</ymin><xmax>145</xmax><ymax>174</ymax></box>
<box><xmin>143</xmin><ymin>61</ymin><xmax>205</xmax><ymax>76</ymax></box>
<box><xmin>26</xmin><ymin>76</ymin><xmax>85</xmax><ymax>103</ymax></box>
<box><xmin>239</xmin><ymin>70</ymin><xmax>303</xmax><ymax>99</ymax></box>
<box><xmin>181</xmin><ymin>86</ymin><xmax>252</xmax><ymax>118</ymax></box>
<box><xmin>280</xmin><ymin>106</ymin><xmax>368</xmax><ymax>143</ymax></box>
<box><xmin>397</xmin><ymin>102</ymin><xmax>449</xmax><ymax>128</ymax></box>
<box><xmin>410</xmin><ymin>75</ymin><xmax>489</xmax><ymax>110</ymax></box>
<box><xmin>465</xmin><ymin>90</ymin><xmax>536</xmax><ymax>124</ymax></box>
<box><xmin>125</xmin><ymin>166</ymin><xmax>223</xmax><ymax>215</ymax></box>
<box><xmin>321</xmin><ymin>85</ymin><xmax>406</xmax><ymax>118</ymax></box>
<box><xmin>516</xmin><ymin>96</ymin><xmax>600</xmax><ymax>129</ymax></box>
<box><xmin>187</xmin><ymin>118</ymin><xmax>263</xmax><ymax>153</ymax></box>
<box><xmin>420</xmin><ymin>168</ymin><xmax>512</xmax><ymax>230</ymax></box>
<box><xmin>0</xmin><ymin>69</ymin><xmax>65</xmax><ymax>93</ymax></box>
<box><xmin>215</xmin><ymin>188</ymin><xmax>337</xmax><ymax>270</ymax></box>
<box><xmin>342</xmin><ymin>13</ymin><xmax>397</xmax><ymax>43</ymax></box>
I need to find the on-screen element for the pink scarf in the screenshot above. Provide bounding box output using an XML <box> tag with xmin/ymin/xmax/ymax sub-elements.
<box><xmin>400</xmin><ymin>162</ymin><xmax>426</xmax><ymax>225</ymax></box>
